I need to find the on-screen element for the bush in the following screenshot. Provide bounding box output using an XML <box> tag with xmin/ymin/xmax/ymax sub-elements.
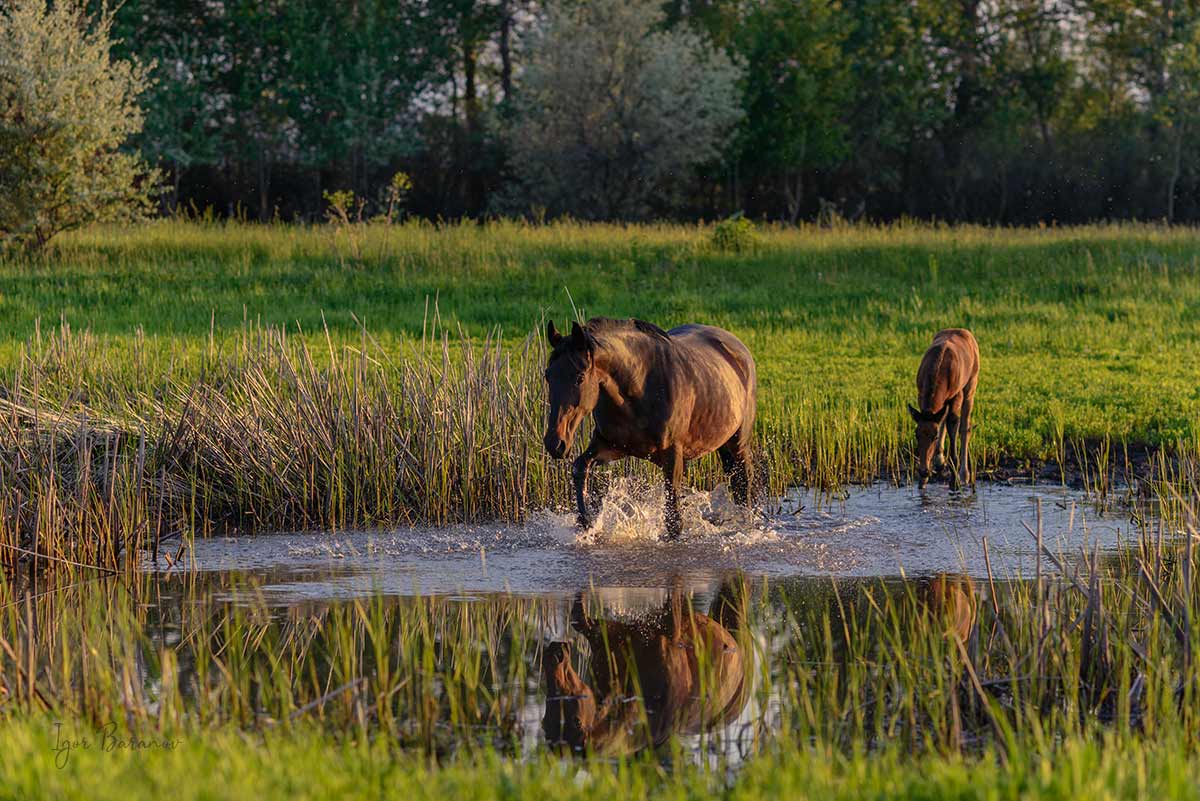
<box><xmin>0</xmin><ymin>0</ymin><xmax>157</xmax><ymax>251</ymax></box>
<box><xmin>710</xmin><ymin>214</ymin><xmax>758</xmax><ymax>253</ymax></box>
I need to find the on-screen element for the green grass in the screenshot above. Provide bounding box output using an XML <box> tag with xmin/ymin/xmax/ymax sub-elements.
<box><xmin>5</xmin><ymin>219</ymin><xmax>1200</xmax><ymax>566</ymax></box>
<box><xmin>5</xmin><ymin>219</ymin><xmax>1200</xmax><ymax>461</ymax></box>
<box><xmin>2</xmin><ymin>719</ymin><xmax>1196</xmax><ymax>801</ymax></box>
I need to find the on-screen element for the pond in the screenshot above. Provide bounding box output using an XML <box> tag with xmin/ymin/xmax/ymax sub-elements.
<box><xmin>92</xmin><ymin>480</ymin><xmax>1151</xmax><ymax>762</ymax></box>
<box><xmin>159</xmin><ymin>481</ymin><xmax>1132</xmax><ymax>600</ymax></box>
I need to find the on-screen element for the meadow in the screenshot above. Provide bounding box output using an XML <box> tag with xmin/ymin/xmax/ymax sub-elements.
<box><xmin>8</xmin><ymin>219</ymin><xmax>1200</xmax><ymax>454</ymax></box>
<box><xmin>4</xmin><ymin>220</ymin><xmax>1200</xmax><ymax>798</ymax></box>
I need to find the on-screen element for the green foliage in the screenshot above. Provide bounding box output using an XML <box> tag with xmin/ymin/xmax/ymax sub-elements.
<box><xmin>1</xmin><ymin>221</ymin><xmax>1200</xmax><ymax>496</ymax></box>
<box><xmin>323</xmin><ymin>190</ymin><xmax>364</xmax><ymax>226</ymax></box>
<box><xmin>709</xmin><ymin>213</ymin><xmax>757</xmax><ymax>253</ymax></box>
<box><xmin>381</xmin><ymin>172</ymin><xmax>414</xmax><ymax>223</ymax></box>
<box><xmin>736</xmin><ymin>0</ymin><xmax>854</xmax><ymax>222</ymax></box>
<box><xmin>0</xmin><ymin>0</ymin><xmax>158</xmax><ymax>250</ymax></box>
<box><xmin>500</xmin><ymin>0</ymin><xmax>743</xmax><ymax>219</ymax></box>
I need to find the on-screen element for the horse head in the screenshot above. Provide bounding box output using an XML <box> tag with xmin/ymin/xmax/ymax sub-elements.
<box><xmin>543</xmin><ymin>320</ymin><xmax>602</xmax><ymax>459</ymax></box>
<box><xmin>908</xmin><ymin>402</ymin><xmax>949</xmax><ymax>487</ymax></box>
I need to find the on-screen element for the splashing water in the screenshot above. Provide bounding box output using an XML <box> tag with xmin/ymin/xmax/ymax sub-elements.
<box><xmin>162</xmin><ymin>483</ymin><xmax>1135</xmax><ymax>599</ymax></box>
<box><xmin>554</xmin><ymin>477</ymin><xmax>780</xmax><ymax>547</ymax></box>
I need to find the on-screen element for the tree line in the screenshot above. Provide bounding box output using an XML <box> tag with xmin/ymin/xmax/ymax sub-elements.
<box><xmin>14</xmin><ymin>0</ymin><xmax>1200</xmax><ymax>226</ymax></box>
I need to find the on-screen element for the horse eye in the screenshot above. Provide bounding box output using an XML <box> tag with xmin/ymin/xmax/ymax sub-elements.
<box><xmin>574</xmin><ymin>374</ymin><xmax>585</xmax><ymax>385</ymax></box>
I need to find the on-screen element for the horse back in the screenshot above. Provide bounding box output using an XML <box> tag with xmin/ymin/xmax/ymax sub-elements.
<box><xmin>918</xmin><ymin>328</ymin><xmax>979</xmax><ymax>409</ymax></box>
<box><xmin>667</xmin><ymin>324</ymin><xmax>757</xmax><ymax>395</ymax></box>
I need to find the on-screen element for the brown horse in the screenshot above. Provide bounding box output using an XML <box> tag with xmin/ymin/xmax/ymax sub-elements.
<box><xmin>543</xmin><ymin>318</ymin><xmax>756</xmax><ymax>540</ymax></box>
<box><xmin>907</xmin><ymin>328</ymin><xmax>980</xmax><ymax>488</ymax></box>
<box><xmin>542</xmin><ymin>579</ymin><xmax>751</xmax><ymax>756</ymax></box>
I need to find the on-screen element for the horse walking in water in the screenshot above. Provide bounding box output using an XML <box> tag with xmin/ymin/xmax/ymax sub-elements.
<box><xmin>907</xmin><ymin>328</ymin><xmax>980</xmax><ymax>488</ymax></box>
<box><xmin>543</xmin><ymin>317</ymin><xmax>757</xmax><ymax>540</ymax></box>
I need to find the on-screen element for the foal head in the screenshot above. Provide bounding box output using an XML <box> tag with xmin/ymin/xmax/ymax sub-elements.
<box><xmin>907</xmin><ymin>403</ymin><xmax>949</xmax><ymax>487</ymax></box>
<box><xmin>543</xmin><ymin>320</ymin><xmax>602</xmax><ymax>459</ymax></box>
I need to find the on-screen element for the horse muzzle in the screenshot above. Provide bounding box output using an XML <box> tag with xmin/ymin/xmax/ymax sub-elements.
<box><xmin>544</xmin><ymin>433</ymin><xmax>568</xmax><ymax>460</ymax></box>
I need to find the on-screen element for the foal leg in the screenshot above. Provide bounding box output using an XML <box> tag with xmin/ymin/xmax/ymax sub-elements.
<box><xmin>718</xmin><ymin>435</ymin><xmax>753</xmax><ymax>507</ymax></box>
<box><xmin>943</xmin><ymin>411</ymin><xmax>961</xmax><ymax>489</ymax></box>
<box><xmin>958</xmin><ymin>382</ymin><xmax>977</xmax><ymax>488</ymax></box>
<box><xmin>660</xmin><ymin>446</ymin><xmax>686</xmax><ymax>541</ymax></box>
<box><xmin>573</xmin><ymin>437</ymin><xmax>622</xmax><ymax>529</ymax></box>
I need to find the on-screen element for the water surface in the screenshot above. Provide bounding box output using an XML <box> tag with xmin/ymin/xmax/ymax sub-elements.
<box><xmin>157</xmin><ymin>481</ymin><xmax>1132</xmax><ymax>602</ymax></box>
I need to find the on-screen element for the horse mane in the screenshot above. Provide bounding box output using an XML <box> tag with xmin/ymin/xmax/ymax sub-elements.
<box><xmin>585</xmin><ymin>317</ymin><xmax>671</xmax><ymax>342</ymax></box>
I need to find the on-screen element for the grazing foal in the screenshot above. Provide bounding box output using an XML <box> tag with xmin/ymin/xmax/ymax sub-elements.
<box><xmin>907</xmin><ymin>328</ymin><xmax>980</xmax><ymax>488</ymax></box>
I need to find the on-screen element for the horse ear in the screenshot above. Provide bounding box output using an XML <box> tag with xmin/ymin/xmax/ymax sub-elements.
<box><xmin>570</xmin><ymin>321</ymin><xmax>597</xmax><ymax>355</ymax></box>
<box><xmin>547</xmin><ymin>320</ymin><xmax>563</xmax><ymax>347</ymax></box>
<box><xmin>933</xmin><ymin>403</ymin><xmax>950</xmax><ymax>423</ymax></box>
<box><xmin>907</xmin><ymin>403</ymin><xmax>921</xmax><ymax>422</ymax></box>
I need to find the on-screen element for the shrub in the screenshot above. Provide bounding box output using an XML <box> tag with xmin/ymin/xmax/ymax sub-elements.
<box><xmin>710</xmin><ymin>213</ymin><xmax>757</xmax><ymax>253</ymax></box>
<box><xmin>0</xmin><ymin>0</ymin><xmax>158</xmax><ymax>251</ymax></box>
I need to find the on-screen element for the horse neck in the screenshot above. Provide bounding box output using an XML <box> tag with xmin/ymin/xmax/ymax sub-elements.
<box><xmin>918</xmin><ymin>345</ymin><xmax>951</xmax><ymax>411</ymax></box>
<box><xmin>592</xmin><ymin>331</ymin><xmax>663</xmax><ymax>407</ymax></box>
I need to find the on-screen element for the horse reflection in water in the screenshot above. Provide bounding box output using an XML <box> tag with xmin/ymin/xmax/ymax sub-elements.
<box><xmin>542</xmin><ymin>578</ymin><xmax>751</xmax><ymax>756</ymax></box>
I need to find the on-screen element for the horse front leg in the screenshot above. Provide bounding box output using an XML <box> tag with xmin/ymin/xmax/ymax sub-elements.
<box><xmin>661</xmin><ymin>446</ymin><xmax>685</xmax><ymax>541</ymax></box>
<box><xmin>573</xmin><ymin>437</ymin><xmax>620</xmax><ymax>529</ymax></box>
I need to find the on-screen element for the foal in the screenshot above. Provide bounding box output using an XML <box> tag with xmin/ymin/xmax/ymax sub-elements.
<box><xmin>907</xmin><ymin>328</ymin><xmax>979</xmax><ymax>488</ymax></box>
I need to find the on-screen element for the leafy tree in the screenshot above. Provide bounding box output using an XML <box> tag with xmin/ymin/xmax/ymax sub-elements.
<box><xmin>736</xmin><ymin>0</ymin><xmax>854</xmax><ymax>222</ymax></box>
<box><xmin>102</xmin><ymin>1</ymin><xmax>224</xmax><ymax>212</ymax></box>
<box><xmin>501</xmin><ymin>0</ymin><xmax>744</xmax><ymax>219</ymax></box>
<box><xmin>0</xmin><ymin>0</ymin><xmax>157</xmax><ymax>249</ymax></box>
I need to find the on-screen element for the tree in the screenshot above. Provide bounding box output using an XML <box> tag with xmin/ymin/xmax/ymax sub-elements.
<box><xmin>0</xmin><ymin>0</ymin><xmax>157</xmax><ymax>249</ymax></box>
<box><xmin>736</xmin><ymin>0</ymin><xmax>854</xmax><ymax>223</ymax></box>
<box><xmin>501</xmin><ymin>0</ymin><xmax>743</xmax><ymax>220</ymax></box>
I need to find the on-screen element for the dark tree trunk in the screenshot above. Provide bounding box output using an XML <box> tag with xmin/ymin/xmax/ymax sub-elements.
<box><xmin>1168</xmin><ymin>121</ymin><xmax>1184</xmax><ymax>223</ymax></box>
<box><xmin>463</xmin><ymin>36</ymin><xmax>482</xmax><ymax>215</ymax></box>
<box><xmin>499</xmin><ymin>0</ymin><xmax>513</xmax><ymax>102</ymax></box>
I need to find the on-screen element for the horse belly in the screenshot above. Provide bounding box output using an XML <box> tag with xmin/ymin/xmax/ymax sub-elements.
<box><xmin>680</xmin><ymin>379</ymin><xmax>746</xmax><ymax>459</ymax></box>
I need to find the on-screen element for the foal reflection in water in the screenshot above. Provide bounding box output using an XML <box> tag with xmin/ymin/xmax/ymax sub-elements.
<box><xmin>542</xmin><ymin>579</ymin><xmax>751</xmax><ymax>756</ymax></box>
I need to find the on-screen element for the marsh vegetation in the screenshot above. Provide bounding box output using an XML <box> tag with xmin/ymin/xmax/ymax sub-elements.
<box><xmin>2</xmin><ymin>221</ymin><xmax>1200</xmax><ymax>798</ymax></box>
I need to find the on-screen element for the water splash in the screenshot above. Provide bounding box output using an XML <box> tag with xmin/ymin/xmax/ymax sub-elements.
<box><xmin>572</xmin><ymin>477</ymin><xmax>781</xmax><ymax>547</ymax></box>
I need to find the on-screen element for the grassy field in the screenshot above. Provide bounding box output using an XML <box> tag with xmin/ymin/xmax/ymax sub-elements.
<box><xmin>4</xmin><ymin>220</ymin><xmax>1199</xmax><ymax>796</ymax></box>
<box><xmin>1</xmin><ymin>528</ymin><xmax>1198</xmax><ymax>800</ymax></box>
<box><xmin>3</xmin><ymin>720</ymin><xmax>1196</xmax><ymax>801</ymax></box>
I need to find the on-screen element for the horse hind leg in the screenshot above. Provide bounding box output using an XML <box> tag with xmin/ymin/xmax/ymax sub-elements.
<box><xmin>719</xmin><ymin>435</ymin><xmax>753</xmax><ymax>507</ymax></box>
<box><xmin>958</xmin><ymin>391</ymin><xmax>975</xmax><ymax>488</ymax></box>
